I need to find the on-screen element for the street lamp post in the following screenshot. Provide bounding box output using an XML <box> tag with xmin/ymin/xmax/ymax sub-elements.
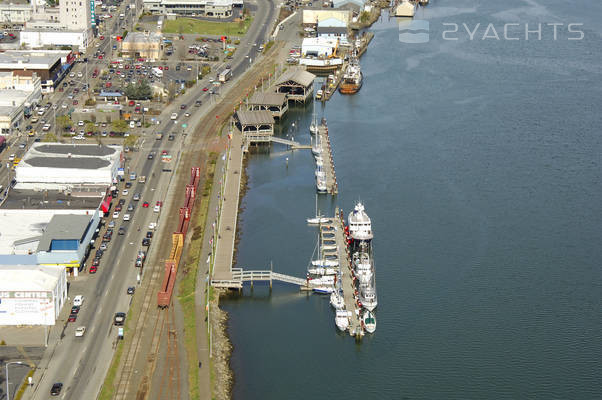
<box><xmin>5</xmin><ymin>361</ymin><xmax>26</xmax><ymax>400</ymax></box>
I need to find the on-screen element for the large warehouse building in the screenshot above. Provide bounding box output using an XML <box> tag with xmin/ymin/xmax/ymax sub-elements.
<box><xmin>0</xmin><ymin>264</ymin><xmax>68</xmax><ymax>326</ymax></box>
<box><xmin>15</xmin><ymin>143</ymin><xmax>124</xmax><ymax>192</ymax></box>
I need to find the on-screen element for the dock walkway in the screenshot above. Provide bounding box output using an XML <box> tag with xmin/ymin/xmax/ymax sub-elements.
<box><xmin>317</xmin><ymin>122</ymin><xmax>338</xmax><ymax>195</ymax></box>
<box><xmin>333</xmin><ymin>208</ymin><xmax>363</xmax><ymax>337</ymax></box>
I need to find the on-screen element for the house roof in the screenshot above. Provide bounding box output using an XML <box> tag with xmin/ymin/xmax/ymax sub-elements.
<box><xmin>317</xmin><ymin>26</ymin><xmax>348</xmax><ymax>35</ymax></box>
<box><xmin>317</xmin><ymin>17</ymin><xmax>347</xmax><ymax>27</ymax></box>
<box><xmin>248</xmin><ymin>92</ymin><xmax>287</xmax><ymax>106</ymax></box>
<box><xmin>235</xmin><ymin>110</ymin><xmax>275</xmax><ymax>125</ymax></box>
<box><xmin>275</xmin><ymin>68</ymin><xmax>316</xmax><ymax>87</ymax></box>
<box><xmin>332</xmin><ymin>0</ymin><xmax>365</xmax><ymax>8</ymax></box>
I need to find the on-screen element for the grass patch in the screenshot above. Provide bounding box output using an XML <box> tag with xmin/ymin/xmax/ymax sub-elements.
<box><xmin>97</xmin><ymin>339</ymin><xmax>125</xmax><ymax>400</ymax></box>
<box><xmin>163</xmin><ymin>17</ymin><xmax>253</xmax><ymax>36</ymax></box>
<box><xmin>177</xmin><ymin>152</ymin><xmax>218</xmax><ymax>400</ymax></box>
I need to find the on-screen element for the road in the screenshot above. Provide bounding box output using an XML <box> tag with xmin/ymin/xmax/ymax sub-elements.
<box><xmin>12</xmin><ymin>0</ymin><xmax>282</xmax><ymax>398</ymax></box>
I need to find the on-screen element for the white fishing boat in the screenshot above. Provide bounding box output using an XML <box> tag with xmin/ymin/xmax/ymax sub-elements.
<box><xmin>362</xmin><ymin>310</ymin><xmax>376</xmax><ymax>333</ymax></box>
<box><xmin>359</xmin><ymin>282</ymin><xmax>378</xmax><ymax>311</ymax></box>
<box><xmin>335</xmin><ymin>309</ymin><xmax>350</xmax><ymax>331</ymax></box>
<box><xmin>353</xmin><ymin>251</ymin><xmax>373</xmax><ymax>286</ymax></box>
<box><xmin>348</xmin><ymin>202</ymin><xmax>373</xmax><ymax>242</ymax></box>
<box><xmin>308</xmin><ymin>266</ymin><xmax>338</xmax><ymax>275</ymax></box>
<box><xmin>311</xmin><ymin>259</ymin><xmax>339</xmax><ymax>267</ymax></box>
<box><xmin>330</xmin><ymin>291</ymin><xmax>345</xmax><ymax>309</ymax></box>
<box><xmin>313</xmin><ymin>286</ymin><xmax>334</xmax><ymax>294</ymax></box>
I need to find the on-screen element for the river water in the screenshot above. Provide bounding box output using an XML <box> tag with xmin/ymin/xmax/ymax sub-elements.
<box><xmin>221</xmin><ymin>0</ymin><xmax>602</xmax><ymax>398</ymax></box>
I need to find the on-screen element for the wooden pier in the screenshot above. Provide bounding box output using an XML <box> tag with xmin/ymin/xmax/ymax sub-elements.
<box><xmin>356</xmin><ymin>32</ymin><xmax>375</xmax><ymax>58</ymax></box>
<box><xmin>317</xmin><ymin>122</ymin><xmax>338</xmax><ymax>195</ymax></box>
<box><xmin>333</xmin><ymin>208</ymin><xmax>364</xmax><ymax>338</ymax></box>
<box><xmin>321</xmin><ymin>65</ymin><xmax>346</xmax><ymax>102</ymax></box>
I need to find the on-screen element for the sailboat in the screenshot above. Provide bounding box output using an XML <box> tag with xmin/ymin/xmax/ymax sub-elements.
<box><xmin>307</xmin><ymin>194</ymin><xmax>331</xmax><ymax>224</ymax></box>
<box><xmin>311</xmin><ymin>130</ymin><xmax>322</xmax><ymax>157</ymax></box>
<box><xmin>309</xmin><ymin>97</ymin><xmax>319</xmax><ymax>135</ymax></box>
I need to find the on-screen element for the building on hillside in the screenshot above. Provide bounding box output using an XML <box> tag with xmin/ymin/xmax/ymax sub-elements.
<box><xmin>121</xmin><ymin>32</ymin><xmax>162</xmax><ymax>60</ymax></box>
<box><xmin>15</xmin><ymin>143</ymin><xmax>124</xmax><ymax>192</ymax></box>
<box><xmin>0</xmin><ymin>265</ymin><xmax>68</xmax><ymax>326</ymax></box>
<box><xmin>0</xmin><ymin>50</ymin><xmax>74</xmax><ymax>93</ymax></box>
<box><xmin>143</xmin><ymin>0</ymin><xmax>239</xmax><ymax>18</ymax></box>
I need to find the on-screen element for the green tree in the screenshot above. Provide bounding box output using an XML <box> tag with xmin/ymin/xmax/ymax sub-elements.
<box><xmin>85</xmin><ymin>122</ymin><xmax>97</xmax><ymax>134</ymax></box>
<box><xmin>125</xmin><ymin>79</ymin><xmax>152</xmax><ymax>100</ymax></box>
<box><xmin>56</xmin><ymin>115</ymin><xmax>72</xmax><ymax>130</ymax></box>
<box><xmin>111</xmin><ymin>120</ymin><xmax>129</xmax><ymax>133</ymax></box>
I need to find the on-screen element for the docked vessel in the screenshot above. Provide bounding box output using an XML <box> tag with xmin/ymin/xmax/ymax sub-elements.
<box><xmin>316</xmin><ymin>170</ymin><xmax>327</xmax><ymax>193</ymax></box>
<box><xmin>307</xmin><ymin>216</ymin><xmax>331</xmax><ymax>224</ymax></box>
<box><xmin>308</xmin><ymin>266</ymin><xmax>338</xmax><ymax>275</ymax></box>
<box><xmin>348</xmin><ymin>202</ymin><xmax>374</xmax><ymax>243</ymax></box>
<box><xmin>362</xmin><ymin>310</ymin><xmax>376</xmax><ymax>333</ymax></box>
<box><xmin>353</xmin><ymin>249</ymin><xmax>373</xmax><ymax>287</ymax></box>
<box><xmin>313</xmin><ymin>286</ymin><xmax>334</xmax><ymax>294</ymax></box>
<box><xmin>339</xmin><ymin>53</ymin><xmax>362</xmax><ymax>94</ymax></box>
<box><xmin>335</xmin><ymin>309</ymin><xmax>351</xmax><ymax>331</ymax></box>
<box><xmin>311</xmin><ymin>132</ymin><xmax>322</xmax><ymax>157</ymax></box>
<box><xmin>311</xmin><ymin>259</ymin><xmax>339</xmax><ymax>267</ymax></box>
<box><xmin>330</xmin><ymin>290</ymin><xmax>345</xmax><ymax>310</ymax></box>
<box><xmin>359</xmin><ymin>277</ymin><xmax>378</xmax><ymax>311</ymax></box>
<box><xmin>310</xmin><ymin>97</ymin><xmax>319</xmax><ymax>135</ymax></box>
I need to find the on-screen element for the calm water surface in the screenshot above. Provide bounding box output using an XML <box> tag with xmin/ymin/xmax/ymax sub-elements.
<box><xmin>221</xmin><ymin>0</ymin><xmax>602</xmax><ymax>398</ymax></box>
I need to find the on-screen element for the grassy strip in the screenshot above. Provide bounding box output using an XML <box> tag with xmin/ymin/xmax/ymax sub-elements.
<box><xmin>177</xmin><ymin>152</ymin><xmax>218</xmax><ymax>400</ymax></box>
<box><xmin>97</xmin><ymin>339</ymin><xmax>125</xmax><ymax>400</ymax></box>
<box><xmin>163</xmin><ymin>17</ymin><xmax>253</xmax><ymax>36</ymax></box>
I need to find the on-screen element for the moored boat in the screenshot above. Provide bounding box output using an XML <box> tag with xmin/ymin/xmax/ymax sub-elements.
<box><xmin>335</xmin><ymin>309</ymin><xmax>350</xmax><ymax>331</ymax></box>
<box><xmin>313</xmin><ymin>286</ymin><xmax>334</xmax><ymax>294</ymax></box>
<box><xmin>311</xmin><ymin>259</ymin><xmax>339</xmax><ymax>267</ymax></box>
<box><xmin>308</xmin><ymin>266</ymin><xmax>338</xmax><ymax>275</ymax></box>
<box><xmin>339</xmin><ymin>51</ymin><xmax>362</xmax><ymax>94</ymax></box>
<box><xmin>359</xmin><ymin>281</ymin><xmax>378</xmax><ymax>311</ymax></box>
<box><xmin>316</xmin><ymin>170</ymin><xmax>327</xmax><ymax>193</ymax></box>
<box><xmin>348</xmin><ymin>202</ymin><xmax>373</xmax><ymax>243</ymax></box>
<box><xmin>362</xmin><ymin>310</ymin><xmax>376</xmax><ymax>333</ymax></box>
<box><xmin>307</xmin><ymin>216</ymin><xmax>331</xmax><ymax>224</ymax></box>
<box><xmin>330</xmin><ymin>290</ymin><xmax>345</xmax><ymax>309</ymax></box>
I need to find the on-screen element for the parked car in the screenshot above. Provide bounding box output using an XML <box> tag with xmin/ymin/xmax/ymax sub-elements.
<box><xmin>71</xmin><ymin>306</ymin><xmax>80</xmax><ymax>314</ymax></box>
<box><xmin>68</xmin><ymin>313</ymin><xmax>78</xmax><ymax>322</ymax></box>
<box><xmin>50</xmin><ymin>383</ymin><xmax>63</xmax><ymax>396</ymax></box>
<box><xmin>75</xmin><ymin>327</ymin><xmax>86</xmax><ymax>337</ymax></box>
<box><xmin>142</xmin><ymin>238</ymin><xmax>151</xmax><ymax>246</ymax></box>
<box><xmin>73</xmin><ymin>295</ymin><xmax>84</xmax><ymax>306</ymax></box>
<box><xmin>118</xmin><ymin>226</ymin><xmax>126</xmax><ymax>235</ymax></box>
<box><xmin>114</xmin><ymin>312</ymin><xmax>126</xmax><ymax>326</ymax></box>
<box><xmin>127</xmin><ymin>286</ymin><xmax>135</xmax><ymax>295</ymax></box>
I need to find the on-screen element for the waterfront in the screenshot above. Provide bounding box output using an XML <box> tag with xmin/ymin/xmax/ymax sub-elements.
<box><xmin>221</xmin><ymin>0</ymin><xmax>602</xmax><ymax>398</ymax></box>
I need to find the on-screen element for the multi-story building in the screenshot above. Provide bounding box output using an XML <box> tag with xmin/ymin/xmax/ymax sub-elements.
<box><xmin>143</xmin><ymin>0</ymin><xmax>243</xmax><ymax>18</ymax></box>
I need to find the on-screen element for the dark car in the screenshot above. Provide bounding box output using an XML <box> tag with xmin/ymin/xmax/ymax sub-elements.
<box><xmin>118</xmin><ymin>226</ymin><xmax>126</xmax><ymax>235</ymax></box>
<box><xmin>168</xmin><ymin>134</ymin><xmax>175</xmax><ymax>141</ymax></box>
<box><xmin>195</xmin><ymin>100</ymin><xmax>202</xmax><ymax>107</ymax></box>
<box><xmin>127</xmin><ymin>203</ymin><xmax>134</xmax><ymax>211</ymax></box>
<box><xmin>142</xmin><ymin>238</ymin><xmax>151</xmax><ymax>246</ymax></box>
<box><xmin>114</xmin><ymin>312</ymin><xmax>126</xmax><ymax>326</ymax></box>
<box><xmin>118</xmin><ymin>198</ymin><xmax>126</xmax><ymax>206</ymax></box>
<box><xmin>146</xmin><ymin>231</ymin><xmax>153</xmax><ymax>238</ymax></box>
<box><xmin>147</xmin><ymin>152</ymin><xmax>154</xmax><ymax>159</ymax></box>
<box><xmin>180</xmin><ymin>104</ymin><xmax>187</xmax><ymax>110</ymax></box>
<box><xmin>68</xmin><ymin>314</ymin><xmax>77</xmax><ymax>322</ymax></box>
<box><xmin>71</xmin><ymin>306</ymin><xmax>80</xmax><ymax>314</ymax></box>
<box><xmin>95</xmin><ymin>249</ymin><xmax>104</xmax><ymax>258</ymax></box>
<box><xmin>92</xmin><ymin>258</ymin><xmax>100</xmax><ymax>267</ymax></box>
<box><xmin>127</xmin><ymin>286</ymin><xmax>135</xmax><ymax>295</ymax></box>
<box><xmin>125</xmin><ymin>182</ymin><xmax>132</xmax><ymax>188</ymax></box>
<box><xmin>50</xmin><ymin>382</ymin><xmax>63</xmax><ymax>396</ymax></box>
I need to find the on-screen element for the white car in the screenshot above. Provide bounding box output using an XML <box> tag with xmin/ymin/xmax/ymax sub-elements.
<box><xmin>113</xmin><ymin>211</ymin><xmax>120</xmax><ymax>218</ymax></box>
<box><xmin>148</xmin><ymin>222</ymin><xmax>157</xmax><ymax>230</ymax></box>
<box><xmin>78</xmin><ymin>120</ymin><xmax>85</xmax><ymax>126</ymax></box>
<box><xmin>75</xmin><ymin>326</ymin><xmax>86</xmax><ymax>337</ymax></box>
<box><xmin>8</xmin><ymin>154</ymin><xmax>15</xmax><ymax>161</ymax></box>
<box><xmin>170</xmin><ymin>112</ymin><xmax>178</xmax><ymax>120</ymax></box>
<box><xmin>42</xmin><ymin>124</ymin><xmax>51</xmax><ymax>131</ymax></box>
<box><xmin>61</xmin><ymin>104</ymin><xmax>67</xmax><ymax>109</ymax></box>
<box><xmin>123</xmin><ymin>213</ymin><xmax>131</xmax><ymax>221</ymax></box>
<box><xmin>74</xmin><ymin>135</ymin><xmax>85</xmax><ymax>140</ymax></box>
<box><xmin>73</xmin><ymin>295</ymin><xmax>84</xmax><ymax>306</ymax></box>
<box><xmin>122</xmin><ymin>189</ymin><xmax>129</xmax><ymax>196</ymax></box>
<box><xmin>153</xmin><ymin>205</ymin><xmax>161</xmax><ymax>213</ymax></box>
<box><xmin>77</xmin><ymin>72</ymin><xmax>83</xmax><ymax>78</ymax></box>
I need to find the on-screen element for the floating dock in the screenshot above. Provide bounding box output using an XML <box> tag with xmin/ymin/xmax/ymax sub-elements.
<box><xmin>321</xmin><ymin>66</ymin><xmax>345</xmax><ymax>102</ymax></box>
<box><xmin>317</xmin><ymin>121</ymin><xmax>338</xmax><ymax>195</ymax></box>
<box><xmin>333</xmin><ymin>208</ymin><xmax>363</xmax><ymax>338</ymax></box>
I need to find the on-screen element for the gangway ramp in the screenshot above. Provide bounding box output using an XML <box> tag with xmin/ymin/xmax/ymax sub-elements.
<box><xmin>211</xmin><ymin>268</ymin><xmax>308</xmax><ymax>289</ymax></box>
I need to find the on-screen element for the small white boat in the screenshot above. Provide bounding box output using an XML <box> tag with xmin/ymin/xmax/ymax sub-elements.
<box><xmin>359</xmin><ymin>284</ymin><xmax>378</xmax><ymax>311</ymax></box>
<box><xmin>313</xmin><ymin>286</ymin><xmax>334</xmax><ymax>294</ymax></box>
<box><xmin>311</xmin><ymin>130</ymin><xmax>322</xmax><ymax>156</ymax></box>
<box><xmin>335</xmin><ymin>309</ymin><xmax>350</xmax><ymax>331</ymax></box>
<box><xmin>311</xmin><ymin>259</ymin><xmax>339</xmax><ymax>267</ymax></box>
<box><xmin>310</xmin><ymin>96</ymin><xmax>319</xmax><ymax>135</ymax></box>
<box><xmin>316</xmin><ymin>170</ymin><xmax>327</xmax><ymax>193</ymax></box>
<box><xmin>330</xmin><ymin>291</ymin><xmax>345</xmax><ymax>309</ymax></box>
<box><xmin>308</xmin><ymin>266</ymin><xmax>338</xmax><ymax>275</ymax></box>
<box><xmin>307</xmin><ymin>216</ymin><xmax>331</xmax><ymax>224</ymax></box>
<box><xmin>362</xmin><ymin>310</ymin><xmax>376</xmax><ymax>333</ymax></box>
<box><xmin>322</xmin><ymin>243</ymin><xmax>337</xmax><ymax>251</ymax></box>
<box><xmin>308</xmin><ymin>275</ymin><xmax>336</xmax><ymax>286</ymax></box>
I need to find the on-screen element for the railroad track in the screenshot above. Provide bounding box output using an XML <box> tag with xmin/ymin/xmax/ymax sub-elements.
<box><xmin>156</xmin><ymin>305</ymin><xmax>181</xmax><ymax>400</ymax></box>
<box><xmin>113</xmin><ymin>261</ymin><xmax>167</xmax><ymax>400</ymax></box>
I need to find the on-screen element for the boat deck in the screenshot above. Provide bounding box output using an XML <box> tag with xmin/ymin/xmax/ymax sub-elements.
<box><xmin>317</xmin><ymin>123</ymin><xmax>338</xmax><ymax>195</ymax></box>
<box><xmin>333</xmin><ymin>208</ymin><xmax>364</xmax><ymax>338</ymax></box>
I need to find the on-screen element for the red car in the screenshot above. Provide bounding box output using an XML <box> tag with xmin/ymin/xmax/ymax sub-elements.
<box><xmin>68</xmin><ymin>314</ymin><xmax>78</xmax><ymax>322</ymax></box>
<box><xmin>106</xmin><ymin>82</ymin><xmax>112</xmax><ymax>88</ymax></box>
<box><xmin>100</xmin><ymin>35</ymin><xmax>105</xmax><ymax>40</ymax></box>
<box><xmin>161</xmin><ymin>150</ymin><xmax>168</xmax><ymax>155</ymax></box>
<box><xmin>129</xmin><ymin>100</ymin><xmax>135</xmax><ymax>106</ymax></box>
<box><xmin>90</xmin><ymin>265</ymin><xmax>97</xmax><ymax>273</ymax></box>
<box><xmin>203</xmin><ymin>87</ymin><xmax>208</xmax><ymax>92</ymax></box>
<box><xmin>73</xmin><ymin>100</ymin><xmax>78</xmax><ymax>105</ymax></box>
<box><xmin>142</xmin><ymin>201</ymin><xmax>149</xmax><ymax>208</ymax></box>
<box><xmin>165</xmin><ymin>66</ymin><xmax>169</xmax><ymax>70</ymax></box>
<box><xmin>158</xmin><ymin>66</ymin><xmax>163</xmax><ymax>70</ymax></box>
<box><xmin>98</xmin><ymin>55</ymin><xmax>103</xmax><ymax>60</ymax></box>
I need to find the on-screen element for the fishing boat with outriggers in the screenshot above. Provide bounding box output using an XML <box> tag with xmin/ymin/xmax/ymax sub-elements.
<box><xmin>339</xmin><ymin>49</ymin><xmax>363</xmax><ymax>94</ymax></box>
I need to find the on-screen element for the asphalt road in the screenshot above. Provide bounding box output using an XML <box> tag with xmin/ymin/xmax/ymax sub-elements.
<box><xmin>14</xmin><ymin>0</ymin><xmax>281</xmax><ymax>397</ymax></box>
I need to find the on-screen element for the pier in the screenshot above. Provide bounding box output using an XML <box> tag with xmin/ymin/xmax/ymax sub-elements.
<box><xmin>321</xmin><ymin>65</ymin><xmax>345</xmax><ymax>102</ymax></box>
<box><xmin>332</xmin><ymin>208</ymin><xmax>363</xmax><ymax>338</ymax></box>
<box><xmin>317</xmin><ymin>121</ymin><xmax>338</xmax><ymax>195</ymax></box>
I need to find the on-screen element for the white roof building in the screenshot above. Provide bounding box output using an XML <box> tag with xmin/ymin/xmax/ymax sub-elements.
<box><xmin>0</xmin><ymin>264</ymin><xmax>68</xmax><ymax>325</ymax></box>
<box><xmin>15</xmin><ymin>143</ymin><xmax>123</xmax><ymax>191</ymax></box>
<box><xmin>301</xmin><ymin>37</ymin><xmax>339</xmax><ymax>58</ymax></box>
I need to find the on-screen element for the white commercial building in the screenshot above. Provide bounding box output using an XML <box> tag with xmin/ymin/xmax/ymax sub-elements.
<box><xmin>0</xmin><ymin>73</ymin><xmax>42</xmax><ymax>135</ymax></box>
<box><xmin>301</xmin><ymin>37</ymin><xmax>339</xmax><ymax>58</ymax></box>
<box><xmin>144</xmin><ymin>0</ymin><xmax>240</xmax><ymax>17</ymax></box>
<box><xmin>15</xmin><ymin>143</ymin><xmax>124</xmax><ymax>191</ymax></box>
<box><xmin>0</xmin><ymin>265</ymin><xmax>68</xmax><ymax>326</ymax></box>
<box><xmin>0</xmin><ymin>4</ymin><xmax>33</xmax><ymax>25</ymax></box>
<box><xmin>0</xmin><ymin>50</ymin><xmax>73</xmax><ymax>93</ymax></box>
<box><xmin>20</xmin><ymin>0</ymin><xmax>92</xmax><ymax>50</ymax></box>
